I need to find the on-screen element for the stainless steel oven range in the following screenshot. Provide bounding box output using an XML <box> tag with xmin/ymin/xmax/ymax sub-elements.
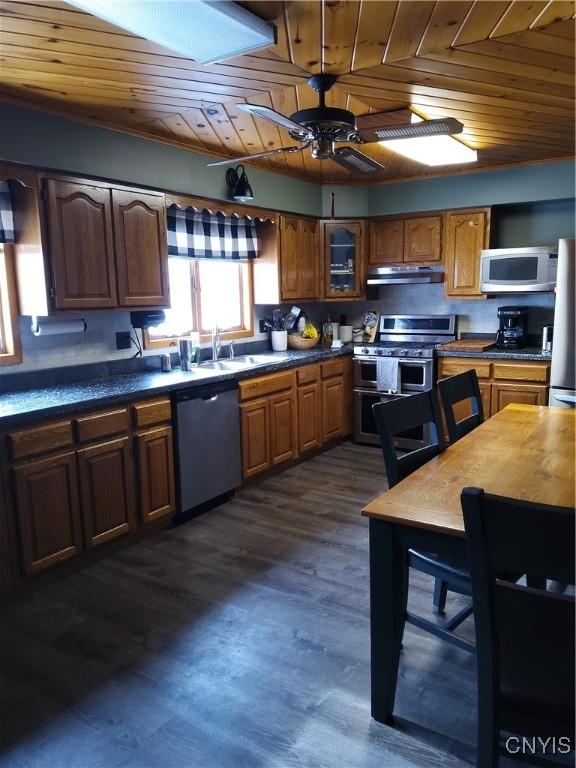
<box><xmin>353</xmin><ymin>314</ymin><xmax>456</xmax><ymax>449</ymax></box>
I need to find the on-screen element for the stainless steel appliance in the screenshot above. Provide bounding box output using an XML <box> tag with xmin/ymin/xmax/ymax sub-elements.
<box><xmin>366</xmin><ymin>265</ymin><xmax>443</xmax><ymax>285</ymax></box>
<box><xmin>173</xmin><ymin>380</ymin><xmax>242</xmax><ymax>520</ymax></box>
<box><xmin>353</xmin><ymin>314</ymin><xmax>456</xmax><ymax>448</ymax></box>
<box><xmin>495</xmin><ymin>305</ymin><xmax>528</xmax><ymax>349</ymax></box>
<box><xmin>480</xmin><ymin>245</ymin><xmax>557</xmax><ymax>293</ymax></box>
<box><xmin>549</xmin><ymin>238</ymin><xmax>575</xmax><ymax>408</ymax></box>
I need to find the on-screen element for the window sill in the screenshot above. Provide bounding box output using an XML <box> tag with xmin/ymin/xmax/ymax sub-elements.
<box><xmin>143</xmin><ymin>327</ymin><xmax>254</xmax><ymax>351</ymax></box>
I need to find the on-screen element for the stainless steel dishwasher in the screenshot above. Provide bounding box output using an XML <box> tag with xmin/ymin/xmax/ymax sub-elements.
<box><xmin>173</xmin><ymin>380</ymin><xmax>241</xmax><ymax>521</ymax></box>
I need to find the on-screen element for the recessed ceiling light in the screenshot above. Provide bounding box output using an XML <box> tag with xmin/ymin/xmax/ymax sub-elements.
<box><xmin>379</xmin><ymin>113</ymin><xmax>477</xmax><ymax>167</ymax></box>
<box><xmin>65</xmin><ymin>0</ymin><xmax>276</xmax><ymax>64</ymax></box>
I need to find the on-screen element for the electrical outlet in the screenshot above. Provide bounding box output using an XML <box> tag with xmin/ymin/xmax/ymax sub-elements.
<box><xmin>259</xmin><ymin>319</ymin><xmax>268</xmax><ymax>333</ymax></box>
<box><xmin>116</xmin><ymin>331</ymin><xmax>132</xmax><ymax>350</ymax></box>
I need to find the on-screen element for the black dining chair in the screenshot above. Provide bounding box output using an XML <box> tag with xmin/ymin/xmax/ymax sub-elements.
<box><xmin>372</xmin><ymin>392</ymin><xmax>474</xmax><ymax>651</ymax></box>
<box><xmin>462</xmin><ymin>487</ymin><xmax>575</xmax><ymax>768</ymax></box>
<box><xmin>438</xmin><ymin>370</ymin><xmax>484</xmax><ymax>444</ymax></box>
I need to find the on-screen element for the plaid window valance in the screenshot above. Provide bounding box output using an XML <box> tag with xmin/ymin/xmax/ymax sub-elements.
<box><xmin>167</xmin><ymin>205</ymin><xmax>258</xmax><ymax>260</ymax></box>
<box><xmin>0</xmin><ymin>182</ymin><xmax>15</xmax><ymax>244</ymax></box>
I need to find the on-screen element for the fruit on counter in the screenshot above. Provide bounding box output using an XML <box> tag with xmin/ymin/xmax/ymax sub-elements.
<box><xmin>302</xmin><ymin>321</ymin><xmax>319</xmax><ymax>340</ymax></box>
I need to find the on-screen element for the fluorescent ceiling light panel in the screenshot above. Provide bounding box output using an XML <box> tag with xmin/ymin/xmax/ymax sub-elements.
<box><xmin>380</xmin><ymin>113</ymin><xmax>477</xmax><ymax>166</ymax></box>
<box><xmin>65</xmin><ymin>0</ymin><xmax>276</xmax><ymax>63</ymax></box>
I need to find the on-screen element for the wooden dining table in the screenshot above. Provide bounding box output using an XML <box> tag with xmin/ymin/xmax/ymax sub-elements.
<box><xmin>362</xmin><ymin>403</ymin><xmax>576</xmax><ymax>724</ymax></box>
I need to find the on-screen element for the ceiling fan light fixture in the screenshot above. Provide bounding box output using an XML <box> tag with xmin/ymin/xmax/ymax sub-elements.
<box><xmin>226</xmin><ymin>165</ymin><xmax>254</xmax><ymax>202</ymax></box>
<box><xmin>379</xmin><ymin>112</ymin><xmax>477</xmax><ymax>166</ymax></box>
<box><xmin>65</xmin><ymin>0</ymin><xmax>276</xmax><ymax>64</ymax></box>
<box><xmin>380</xmin><ymin>134</ymin><xmax>477</xmax><ymax>166</ymax></box>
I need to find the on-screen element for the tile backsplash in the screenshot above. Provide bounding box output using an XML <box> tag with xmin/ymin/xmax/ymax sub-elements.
<box><xmin>1</xmin><ymin>284</ymin><xmax>555</xmax><ymax>376</ymax></box>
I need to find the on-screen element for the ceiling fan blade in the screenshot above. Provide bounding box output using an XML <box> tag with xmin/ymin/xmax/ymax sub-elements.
<box><xmin>239</xmin><ymin>103</ymin><xmax>312</xmax><ymax>138</ymax></box>
<box><xmin>359</xmin><ymin>118</ymin><xmax>464</xmax><ymax>144</ymax></box>
<box><xmin>206</xmin><ymin>145</ymin><xmax>306</xmax><ymax>167</ymax></box>
<box><xmin>332</xmin><ymin>147</ymin><xmax>384</xmax><ymax>175</ymax></box>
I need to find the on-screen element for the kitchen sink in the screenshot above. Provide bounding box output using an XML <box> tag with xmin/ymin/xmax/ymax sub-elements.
<box><xmin>201</xmin><ymin>354</ymin><xmax>291</xmax><ymax>372</ymax></box>
<box><xmin>232</xmin><ymin>354</ymin><xmax>290</xmax><ymax>365</ymax></box>
<box><xmin>200</xmin><ymin>360</ymin><xmax>255</xmax><ymax>371</ymax></box>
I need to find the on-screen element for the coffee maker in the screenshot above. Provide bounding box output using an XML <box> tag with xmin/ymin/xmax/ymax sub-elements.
<box><xmin>496</xmin><ymin>305</ymin><xmax>529</xmax><ymax>349</ymax></box>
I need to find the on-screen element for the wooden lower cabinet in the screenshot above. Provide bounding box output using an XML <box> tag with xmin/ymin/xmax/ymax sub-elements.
<box><xmin>438</xmin><ymin>356</ymin><xmax>550</xmax><ymax>419</ymax></box>
<box><xmin>77</xmin><ymin>436</ymin><xmax>135</xmax><ymax>548</ymax></box>
<box><xmin>13</xmin><ymin>451</ymin><xmax>83</xmax><ymax>575</ymax></box>
<box><xmin>322</xmin><ymin>377</ymin><xmax>346</xmax><ymax>442</ymax></box>
<box><xmin>298</xmin><ymin>382</ymin><xmax>322</xmax><ymax>453</ymax></box>
<box><xmin>491</xmin><ymin>382</ymin><xmax>548</xmax><ymax>413</ymax></box>
<box><xmin>241</xmin><ymin>398</ymin><xmax>270</xmax><ymax>478</ymax></box>
<box><xmin>269</xmin><ymin>390</ymin><xmax>298</xmax><ymax>466</ymax></box>
<box><xmin>136</xmin><ymin>426</ymin><xmax>176</xmax><ymax>524</ymax></box>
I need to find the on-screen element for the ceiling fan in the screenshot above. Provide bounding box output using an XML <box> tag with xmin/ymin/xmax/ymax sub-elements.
<box><xmin>207</xmin><ymin>74</ymin><xmax>463</xmax><ymax>175</ymax></box>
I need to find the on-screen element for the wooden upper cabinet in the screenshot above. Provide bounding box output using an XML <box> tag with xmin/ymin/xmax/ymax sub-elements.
<box><xmin>298</xmin><ymin>217</ymin><xmax>320</xmax><ymax>299</ymax></box>
<box><xmin>444</xmin><ymin>209</ymin><xmax>490</xmax><ymax>298</ymax></box>
<box><xmin>369</xmin><ymin>219</ymin><xmax>404</xmax><ymax>265</ymax></box>
<box><xmin>13</xmin><ymin>451</ymin><xmax>83</xmax><ymax>575</ymax></box>
<box><xmin>403</xmin><ymin>216</ymin><xmax>442</xmax><ymax>263</ymax></box>
<box><xmin>77</xmin><ymin>436</ymin><xmax>135</xmax><ymax>549</ymax></box>
<box><xmin>279</xmin><ymin>216</ymin><xmax>300</xmax><ymax>298</ymax></box>
<box><xmin>323</xmin><ymin>220</ymin><xmax>365</xmax><ymax>300</ymax></box>
<box><xmin>45</xmin><ymin>179</ymin><xmax>117</xmax><ymax>309</ymax></box>
<box><xmin>279</xmin><ymin>215</ymin><xmax>320</xmax><ymax>301</ymax></box>
<box><xmin>112</xmin><ymin>189</ymin><xmax>170</xmax><ymax>307</ymax></box>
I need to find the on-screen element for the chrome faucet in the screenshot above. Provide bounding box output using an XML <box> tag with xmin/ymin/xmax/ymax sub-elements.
<box><xmin>211</xmin><ymin>326</ymin><xmax>221</xmax><ymax>361</ymax></box>
<box><xmin>228</xmin><ymin>340</ymin><xmax>235</xmax><ymax>359</ymax></box>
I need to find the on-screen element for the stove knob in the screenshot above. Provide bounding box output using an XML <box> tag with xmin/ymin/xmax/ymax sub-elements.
<box><xmin>416</xmin><ymin>349</ymin><xmax>422</xmax><ymax>357</ymax></box>
<box><xmin>376</xmin><ymin>348</ymin><xmax>383</xmax><ymax>356</ymax></box>
<box><xmin>400</xmin><ymin>349</ymin><xmax>408</xmax><ymax>357</ymax></box>
<box><xmin>361</xmin><ymin>347</ymin><xmax>370</xmax><ymax>355</ymax></box>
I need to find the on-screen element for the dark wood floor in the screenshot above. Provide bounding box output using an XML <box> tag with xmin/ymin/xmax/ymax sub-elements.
<box><xmin>0</xmin><ymin>442</ymin><xmax>516</xmax><ymax>768</ymax></box>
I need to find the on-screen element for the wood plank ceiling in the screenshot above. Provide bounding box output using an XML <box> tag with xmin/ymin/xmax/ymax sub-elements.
<box><xmin>0</xmin><ymin>0</ymin><xmax>574</xmax><ymax>184</ymax></box>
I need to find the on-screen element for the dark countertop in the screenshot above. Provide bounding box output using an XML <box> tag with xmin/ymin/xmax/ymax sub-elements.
<box><xmin>436</xmin><ymin>345</ymin><xmax>551</xmax><ymax>362</ymax></box>
<box><xmin>0</xmin><ymin>347</ymin><xmax>352</xmax><ymax>428</ymax></box>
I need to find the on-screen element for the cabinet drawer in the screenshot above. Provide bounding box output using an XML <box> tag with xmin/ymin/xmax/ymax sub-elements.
<box><xmin>9</xmin><ymin>420</ymin><xmax>73</xmax><ymax>461</ymax></box>
<box><xmin>321</xmin><ymin>358</ymin><xmax>346</xmax><ymax>379</ymax></box>
<box><xmin>133</xmin><ymin>398</ymin><xmax>172</xmax><ymax>429</ymax></box>
<box><xmin>492</xmin><ymin>362</ymin><xmax>549</xmax><ymax>383</ymax></box>
<box><xmin>239</xmin><ymin>370</ymin><xmax>295</xmax><ymax>401</ymax></box>
<box><xmin>296</xmin><ymin>364</ymin><xmax>319</xmax><ymax>385</ymax></box>
<box><xmin>74</xmin><ymin>408</ymin><xmax>130</xmax><ymax>442</ymax></box>
<box><xmin>438</xmin><ymin>358</ymin><xmax>492</xmax><ymax>380</ymax></box>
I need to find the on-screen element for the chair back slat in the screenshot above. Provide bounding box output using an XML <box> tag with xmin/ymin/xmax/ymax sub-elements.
<box><xmin>372</xmin><ymin>392</ymin><xmax>445</xmax><ymax>488</ymax></box>
<box><xmin>438</xmin><ymin>370</ymin><xmax>484</xmax><ymax>443</ymax></box>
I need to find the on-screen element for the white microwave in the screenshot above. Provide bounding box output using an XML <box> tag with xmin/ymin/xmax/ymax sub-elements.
<box><xmin>480</xmin><ymin>246</ymin><xmax>558</xmax><ymax>293</ymax></box>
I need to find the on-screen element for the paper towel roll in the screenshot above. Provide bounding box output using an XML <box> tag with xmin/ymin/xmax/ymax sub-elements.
<box><xmin>31</xmin><ymin>318</ymin><xmax>87</xmax><ymax>336</ymax></box>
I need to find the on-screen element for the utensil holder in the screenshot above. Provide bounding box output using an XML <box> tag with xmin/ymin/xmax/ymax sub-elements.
<box><xmin>271</xmin><ymin>330</ymin><xmax>288</xmax><ymax>352</ymax></box>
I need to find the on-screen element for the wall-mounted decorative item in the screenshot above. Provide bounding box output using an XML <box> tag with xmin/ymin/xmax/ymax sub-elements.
<box><xmin>225</xmin><ymin>166</ymin><xmax>254</xmax><ymax>202</ymax></box>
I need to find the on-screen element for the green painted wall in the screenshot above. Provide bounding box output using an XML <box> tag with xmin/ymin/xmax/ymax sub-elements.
<box><xmin>0</xmin><ymin>103</ymin><xmax>323</xmax><ymax>216</ymax></box>
<box><xmin>368</xmin><ymin>160</ymin><xmax>575</xmax><ymax>216</ymax></box>
<box><xmin>491</xmin><ymin>199</ymin><xmax>575</xmax><ymax>247</ymax></box>
<box><xmin>322</xmin><ymin>184</ymin><xmax>368</xmax><ymax>217</ymax></box>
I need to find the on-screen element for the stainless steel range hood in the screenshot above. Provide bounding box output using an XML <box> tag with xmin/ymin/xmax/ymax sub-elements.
<box><xmin>367</xmin><ymin>266</ymin><xmax>444</xmax><ymax>285</ymax></box>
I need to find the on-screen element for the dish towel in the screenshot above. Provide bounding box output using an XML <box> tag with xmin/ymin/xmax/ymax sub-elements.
<box><xmin>376</xmin><ymin>357</ymin><xmax>400</xmax><ymax>393</ymax></box>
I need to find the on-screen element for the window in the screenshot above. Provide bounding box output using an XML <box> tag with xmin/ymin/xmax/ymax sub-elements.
<box><xmin>0</xmin><ymin>243</ymin><xmax>22</xmax><ymax>365</ymax></box>
<box><xmin>145</xmin><ymin>258</ymin><xmax>253</xmax><ymax>348</ymax></box>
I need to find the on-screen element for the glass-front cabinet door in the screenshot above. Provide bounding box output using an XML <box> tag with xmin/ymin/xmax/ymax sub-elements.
<box><xmin>322</xmin><ymin>221</ymin><xmax>365</xmax><ymax>299</ymax></box>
